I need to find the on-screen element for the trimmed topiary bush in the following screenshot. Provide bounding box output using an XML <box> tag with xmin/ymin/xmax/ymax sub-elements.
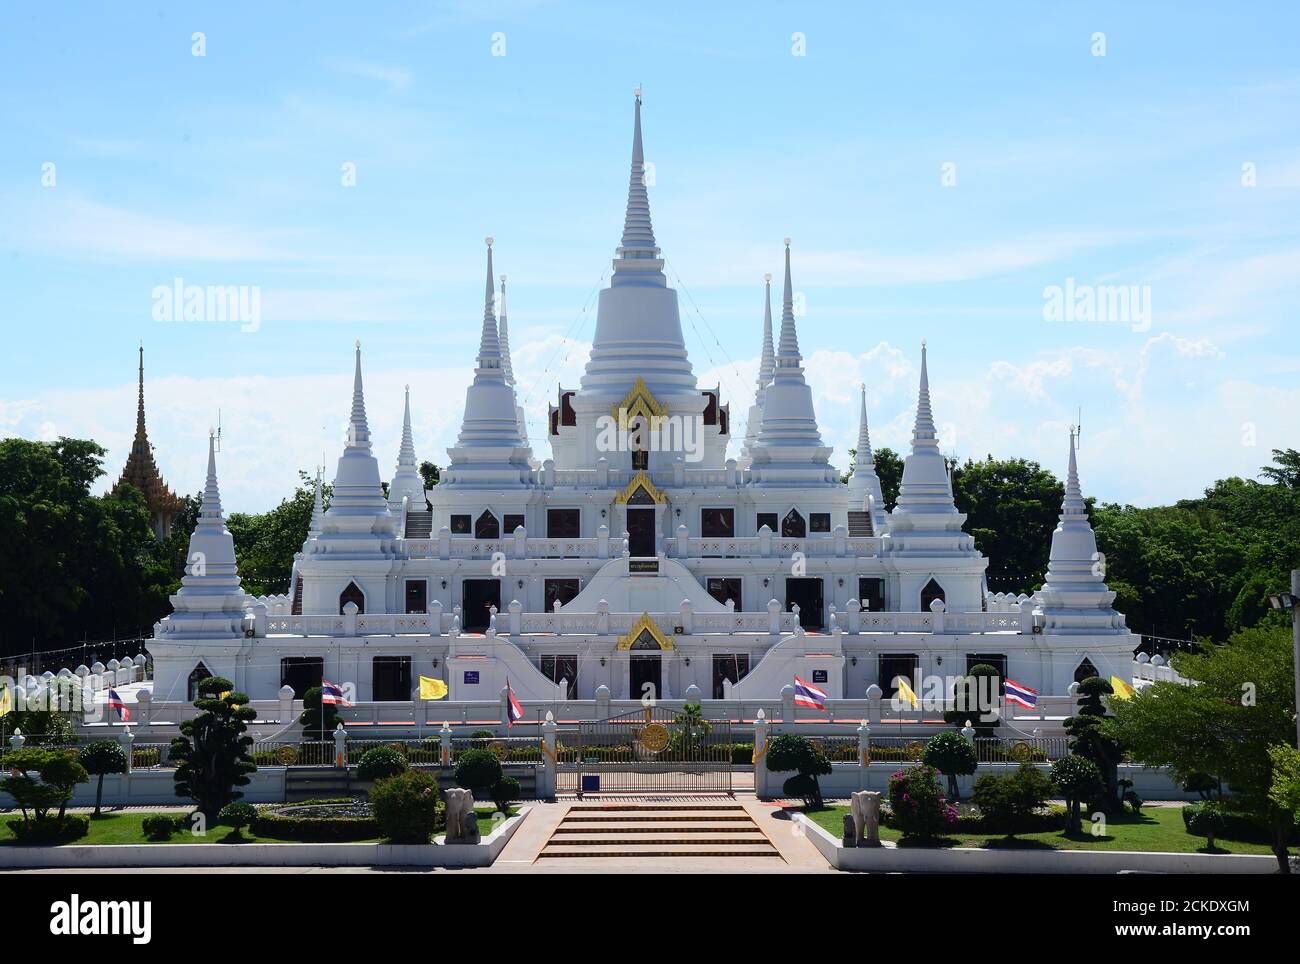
<box><xmin>766</xmin><ymin>734</ymin><xmax>832</xmax><ymax>808</ymax></box>
<box><xmin>1050</xmin><ymin>754</ymin><xmax>1104</xmax><ymax>835</ymax></box>
<box><xmin>357</xmin><ymin>746</ymin><xmax>409</xmax><ymax>781</ymax></box>
<box><xmin>219</xmin><ymin>802</ymin><xmax>258</xmax><ymax>838</ymax></box>
<box><xmin>887</xmin><ymin>765</ymin><xmax>958</xmax><ymax>840</ymax></box>
<box><xmin>454</xmin><ymin>748</ymin><xmax>503</xmax><ymax>797</ymax></box>
<box><xmin>370</xmin><ymin>769</ymin><xmax>440</xmax><ymax>844</ymax></box>
<box><xmin>923</xmin><ymin>731</ymin><xmax>978</xmax><ymax>801</ymax></box>
<box><xmin>491</xmin><ymin>774</ymin><xmax>521</xmax><ymax>814</ymax></box>
<box><xmin>78</xmin><ymin>740</ymin><xmax>128</xmax><ymax>817</ymax></box>
<box><xmin>142</xmin><ymin>814</ymin><xmax>179</xmax><ymax>841</ymax></box>
<box><xmin>1184</xmin><ymin>803</ymin><xmax>1226</xmax><ymax>850</ymax></box>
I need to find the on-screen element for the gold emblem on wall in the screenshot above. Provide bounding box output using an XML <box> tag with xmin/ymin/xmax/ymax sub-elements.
<box><xmin>612</xmin><ymin>376</ymin><xmax>668</xmax><ymax>427</ymax></box>
<box><xmin>614</xmin><ymin>470</ymin><xmax>667</xmax><ymax>505</ymax></box>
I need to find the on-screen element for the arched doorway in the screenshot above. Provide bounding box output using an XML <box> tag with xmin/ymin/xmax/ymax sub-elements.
<box><xmin>629</xmin><ymin>629</ymin><xmax>662</xmax><ymax>701</ymax></box>
<box><xmin>474</xmin><ymin>510</ymin><xmax>499</xmax><ymax>539</ymax></box>
<box><xmin>187</xmin><ymin>662</ymin><xmax>212</xmax><ymax>701</ymax></box>
<box><xmin>921</xmin><ymin>578</ymin><xmax>946</xmax><ymax>611</ymax></box>
<box><xmin>339</xmin><ymin>581</ymin><xmax>365</xmax><ymax>614</ymax></box>
<box><xmin>782</xmin><ymin>509</ymin><xmax>806</xmax><ymax>537</ymax></box>
<box><xmin>1073</xmin><ymin>657</ymin><xmax>1099</xmax><ymax>684</ymax></box>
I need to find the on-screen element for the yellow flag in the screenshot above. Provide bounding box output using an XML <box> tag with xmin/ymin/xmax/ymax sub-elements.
<box><xmin>0</xmin><ymin>685</ymin><xmax>12</xmax><ymax>718</ymax></box>
<box><xmin>419</xmin><ymin>676</ymin><xmax>448</xmax><ymax>700</ymax></box>
<box><xmin>895</xmin><ymin>677</ymin><xmax>919</xmax><ymax>710</ymax></box>
<box><xmin>1110</xmin><ymin>675</ymin><xmax>1137</xmax><ymax>700</ymax></box>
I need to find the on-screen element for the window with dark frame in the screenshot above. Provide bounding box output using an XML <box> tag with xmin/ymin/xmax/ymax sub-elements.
<box><xmin>540</xmin><ymin>655</ymin><xmax>578</xmax><ymax>699</ymax></box>
<box><xmin>706</xmin><ymin>577</ymin><xmax>742</xmax><ymax>610</ymax></box>
<box><xmin>503</xmin><ymin>513</ymin><xmax>525</xmax><ymax>535</ymax></box>
<box><xmin>545</xmin><ymin>578</ymin><xmax>581</xmax><ymax>610</ymax></box>
<box><xmin>450</xmin><ymin>514</ymin><xmax>471</xmax><ymax>534</ymax></box>
<box><xmin>711</xmin><ymin>654</ymin><xmax>749</xmax><ymax>699</ymax></box>
<box><xmin>810</xmin><ymin>512</ymin><xmax>831</xmax><ymax>533</ymax></box>
<box><xmin>338</xmin><ymin>581</ymin><xmax>365</xmax><ymax>615</ymax></box>
<box><xmin>547</xmin><ymin>508</ymin><xmax>580</xmax><ymax>538</ymax></box>
<box><xmin>404</xmin><ymin>579</ymin><xmax>428</xmax><ymax>614</ymax></box>
<box><xmin>858</xmin><ymin>577</ymin><xmax>885</xmax><ymax>613</ymax></box>
<box><xmin>782</xmin><ymin>508</ymin><xmax>806</xmax><ymax>537</ymax></box>
<box><xmin>701</xmin><ymin>507</ymin><xmax>735</xmax><ymax>537</ymax></box>
<box><xmin>372</xmin><ymin>656</ymin><xmax>412</xmax><ymax>702</ymax></box>
<box><xmin>474</xmin><ymin>510</ymin><xmax>500</xmax><ymax>539</ymax></box>
<box><xmin>756</xmin><ymin>512</ymin><xmax>778</xmax><ymax>534</ymax></box>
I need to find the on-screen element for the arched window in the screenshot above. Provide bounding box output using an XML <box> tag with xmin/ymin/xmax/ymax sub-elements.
<box><xmin>921</xmin><ymin>578</ymin><xmax>946</xmax><ymax>611</ymax></box>
<box><xmin>188</xmin><ymin>662</ymin><xmax>212</xmax><ymax>702</ymax></box>
<box><xmin>1074</xmin><ymin>657</ymin><xmax>1099</xmax><ymax>684</ymax></box>
<box><xmin>474</xmin><ymin>510</ymin><xmax>500</xmax><ymax>539</ymax></box>
<box><xmin>339</xmin><ymin>581</ymin><xmax>365</xmax><ymax>615</ymax></box>
<box><xmin>782</xmin><ymin>509</ymin><xmax>806</xmax><ymax>538</ymax></box>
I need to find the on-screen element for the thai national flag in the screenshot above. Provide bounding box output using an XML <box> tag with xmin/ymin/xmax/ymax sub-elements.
<box><xmin>793</xmin><ymin>675</ymin><xmax>827</xmax><ymax>711</ymax></box>
<box><xmin>320</xmin><ymin>679</ymin><xmax>352</xmax><ymax>707</ymax></box>
<box><xmin>506</xmin><ymin>679</ymin><xmax>523</xmax><ymax>728</ymax></box>
<box><xmin>107</xmin><ymin>688</ymin><xmax>130</xmax><ymax>722</ymax></box>
<box><xmin>1004</xmin><ymin>678</ymin><xmax>1038</xmax><ymax>710</ymax></box>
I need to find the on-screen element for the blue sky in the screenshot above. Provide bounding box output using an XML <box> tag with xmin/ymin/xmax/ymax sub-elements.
<box><xmin>2</xmin><ymin>1</ymin><xmax>1298</xmax><ymax>511</ymax></box>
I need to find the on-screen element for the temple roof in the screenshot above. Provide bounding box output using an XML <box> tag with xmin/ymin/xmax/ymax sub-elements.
<box><xmin>112</xmin><ymin>346</ymin><xmax>183</xmax><ymax>522</ymax></box>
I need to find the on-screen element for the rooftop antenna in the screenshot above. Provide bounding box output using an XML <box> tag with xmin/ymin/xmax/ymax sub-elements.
<box><xmin>215</xmin><ymin>409</ymin><xmax>222</xmax><ymax>452</ymax></box>
<box><xmin>1076</xmin><ymin>407</ymin><xmax>1083</xmax><ymax>449</ymax></box>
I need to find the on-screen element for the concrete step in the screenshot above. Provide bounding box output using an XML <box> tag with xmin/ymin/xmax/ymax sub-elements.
<box><xmin>553</xmin><ymin>821</ymin><xmax>764</xmax><ymax>833</ymax></box>
<box><xmin>552</xmin><ymin>834</ymin><xmax>772</xmax><ymax>845</ymax></box>
<box><xmin>560</xmin><ymin>812</ymin><xmax>750</xmax><ymax>822</ymax></box>
<box><xmin>539</xmin><ymin>843</ymin><xmax>780</xmax><ymax>858</ymax></box>
<box><xmin>565</xmin><ymin>804</ymin><xmax>746</xmax><ymax>813</ymax></box>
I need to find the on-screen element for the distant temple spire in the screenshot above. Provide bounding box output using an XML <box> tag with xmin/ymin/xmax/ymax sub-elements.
<box><xmin>388</xmin><ymin>385</ymin><xmax>425</xmax><ymax>510</ymax></box>
<box><xmin>739</xmin><ymin>274</ymin><xmax>777</xmax><ymax>467</ymax></box>
<box><xmin>498</xmin><ymin>274</ymin><xmax>515</xmax><ymax>386</ymax></box>
<box><xmin>619</xmin><ymin>89</ymin><xmax>657</xmax><ymax>256</ymax></box>
<box><xmin>112</xmin><ymin>346</ymin><xmax>183</xmax><ymax>540</ymax></box>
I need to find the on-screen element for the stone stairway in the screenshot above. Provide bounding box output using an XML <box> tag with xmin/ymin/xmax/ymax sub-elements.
<box><xmin>537</xmin><ymin>802</ymin><xmax>781</xmax><ymax>859</ymax></box>
<box><xmin>404</xmin><ymin>510</ymin><xmax>433</xmax><ymax>539</ymax></box>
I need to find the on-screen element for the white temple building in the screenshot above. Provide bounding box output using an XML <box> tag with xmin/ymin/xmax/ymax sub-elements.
<box><xmin>148</xmin><ymin>94</ymin><xmax>1137</xmax><ymax>711</ymax></box>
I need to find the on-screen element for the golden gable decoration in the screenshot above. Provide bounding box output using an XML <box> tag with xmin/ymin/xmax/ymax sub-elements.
<box><xmin>614</xmin><ymin>470</ymin><xmax>667</xmax><ymax>505</ymax></box>
<box><xmin>616</xmin><ymin>610</ymin><xmax>674</xmax><ymax>650</ymax></box>
<box><xmin>611</xmin><ymin>375</ymin><xmax>668</xmax><ymax>428</ymax></box>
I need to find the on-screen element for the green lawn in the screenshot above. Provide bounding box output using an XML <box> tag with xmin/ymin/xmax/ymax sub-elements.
<box><xmin>801</xmin><ymin>804</ymin><xmax>1282</xmax><ymax>856</ymax></box>
<box><xmin>0</xmin><ymin>805</ymin><xmax>516</xmax><ymax>847</ymax></box>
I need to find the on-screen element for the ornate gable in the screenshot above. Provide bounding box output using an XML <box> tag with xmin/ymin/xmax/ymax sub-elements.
<box><xmin>611</xmin><ymin>375</ymin><xmax>668</xmax><ymax>429</ymax></box>
<box><xmin>616</xmin><ymin>611</ymin><xmax>674</xmax><ymax>650</ymax></box>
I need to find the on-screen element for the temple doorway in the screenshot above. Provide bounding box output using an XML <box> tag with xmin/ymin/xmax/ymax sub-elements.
<box><xmin>627</xmin><ymin>507</ymin><xmax>656</xmax><ymax>557</ymax></box>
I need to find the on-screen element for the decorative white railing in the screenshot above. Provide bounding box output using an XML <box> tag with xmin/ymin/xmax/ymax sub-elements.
<box><xmin>402</xmin><ymin>530</ymin><xmax>883</xmax><ymax>561</ymax></box>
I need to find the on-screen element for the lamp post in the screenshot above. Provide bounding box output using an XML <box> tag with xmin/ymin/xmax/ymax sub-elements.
<box><xmin>1268</xmin><ymin>570</ymin><xmax>1300</xmax><ymax>749</ymax></box>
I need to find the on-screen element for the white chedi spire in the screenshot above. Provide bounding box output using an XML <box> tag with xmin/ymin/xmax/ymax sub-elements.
<box><xmin>739</xmin><ymin>274</ymin><xmax>775</xmax><ymax>468</ymax></box>
<box><xmin>388</xmin><ymin>385</ymin><xmax>425</xmax><ymax>510</ymax></box>
<box><xmin>1038</xmin><ymin>429</ymin><xmax>1127</xmax><ymax>634</ymax></box>
<box><xmin>317</xmin><ymin>343</ymin><xmax>398</xmax><ymax>557</ymax></box>
<box><xmin>444</xmin><ymin>239</ymin><xmax>533</xmax><ymax>487</ymax></box>
<box><xmin>749</xmin><ymin>240</ymin><xmax>834</xmax><ymax>484</ymax></box>
<box><xmin>892</xmin><ymin>342</ymin><xmax>960</xmax><ymax>519</ymax></box>
<box><xmin>308</xmin><ymin>466</ymin><xmax>325</xmax><ymax>538</ymax></box>
<box><xmin>847</xmin><ymin>383</ymin><xmax>888</xmax><ymax>532</ymax></box>
<box><xmin>580</xmin><ymin>90</ymin><xmax>696</xmax><ymax>396</ymax></box>
<box><xmin>161</xmin><ymin>432</ymin><xmax>248</xmax><ymax>638</ymax></box>
<box><xmin>498</xmin><ymin>275</ymin><xmax>515</xmax><ymax>386</ymax></box>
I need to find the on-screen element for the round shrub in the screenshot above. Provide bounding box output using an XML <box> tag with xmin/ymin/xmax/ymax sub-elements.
<box><xmin>886</xmin><ymin>765</ymin><xmax>957</xmax><ymax>839</ymax></box>
<box><xmin>782</xmin><ymin>773</ymin><xmax>820</xmax><ymax>807</ymax></box>
<box><xmin>370</xmin><ymin>769</ymin><xmax>440</xmax><ymax>844</ymax></box>
<box><xmin>219</xmin><ymin>802</ymin><xmax>258</xmax><ymax>835</ymax></box>
<box><xmin>454</xmin><ymin>748</ymin><xmax>503</xmax><ymax>796</ymax></box>
<box><xmin>1050</xmin><ymin>754</ymin><xmax>1104</xmax><ymax>834</ymax></box>
<box><xmin>972</xmin><ymin>763</ymin><xmax>1055</xmax><ymax>834</ymax></box>
<box><xmin>923</xmin><ymin>731</ymin><xmax>978</xmax><ymax>801</ymax></box>
<box><xmin>6</xmin><ymin>814</ymin><xmax>90</xmax><ymax>844</ymax></box>
<box><xmin>357</xmin><ymin>746</ymin><xmax>409</xmax><ymax>781</ymax></box>
<box><xmin>491</xmin><ymin>775</ymin><xmax>521</xmax><ymax>814</ymax></box>
<box><xmin>765</xmin><ymin>734</ymin><xmax>832</xmax><ymax>808</ymax></box>
<box><xmin>142</xmin><ymin>814</ymin><xmax>178</xmax><ymax>841</ymax></box>
<box><xmin>1184</xmin><ymin>803</ymin><xmax>1226</xmax><ymax>849</ymax></box>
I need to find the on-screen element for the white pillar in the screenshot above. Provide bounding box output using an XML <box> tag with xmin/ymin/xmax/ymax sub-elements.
<box><xmin>540</xmin><ymin>711</ymin><xmax>558</xmax><ymax>800</ymax></box>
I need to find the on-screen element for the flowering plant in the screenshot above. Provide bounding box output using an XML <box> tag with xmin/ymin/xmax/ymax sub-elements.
<box><xmin>887</xmin><ymin>765</ymin><xmax>957</xmax><ymax>839</ymax></box>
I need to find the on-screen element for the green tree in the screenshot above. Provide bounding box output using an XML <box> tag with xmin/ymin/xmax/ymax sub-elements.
<box><xmin>1050</xmin><ymin>755</ymin><xmax>1103</xmax><ymax>836</ymax></box>
<box><xmin>943</xmin><ymin>663</ymin><xmax>1001</xmax><ymax>737</ymax></box>
<box><xmin>1064</xmin><ymin>677</ymin><xmax>1123</xmax><ymax>812</ymax></box>
<box><xmin>1268</xmin><ymin>745</ymin><xmax>1300</xmax><ymax>824</ymax></box>
<box><xmin>299</xmin><ymin>686</ymin><xmax>343</xmax><ymax>740</ymax></box>
<box><xmin>922</xmin><ymin>730</ymin><xmax>978</xmax><ymax>801</ymax></box>
<box><xmin>765</xmin><ymin>734</ymin><xmax>832</xmax><ymax>808</ymax></box>
<box><xmin>170</xmin><ymin>676</ymin><xmax>258</xmax><ymax>818</ymax></box>
<box><xmin>78</xmin><ymin>740</ymin><xmax>128</xmax><ymax>817</ymax></box>
<box><xmin>226</xmin><ymin>471</ymin><xmax>326</xmax><ymax>596</ymax></box>
<box><xmin>454</xmin><ymin>747</ymin><xmax>504</xmax><ymax>797</ymax></box>
<box><xmin>950</xmin><ymin>457</ymin><xmax>1064</xmax><ymax>596</ymax></box>
<box><xmin>419</xmin><ymin>461</ymin><xmax>441</xmax><ymax>492</ymax></box>
<box><xmin>1105</xmin><ymin>625</ymin><xmax>1296</xmax><ymax>872</ymax></box>
<box><xmin>1259</xmin><ymin>448</ymin><xmax>1300</xmax><ymax>488</ymax></box>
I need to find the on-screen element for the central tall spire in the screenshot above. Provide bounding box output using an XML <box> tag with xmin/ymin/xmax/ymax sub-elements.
<box><xmin>579</xmin><ymin>90</ymin><xmax>695</xmax><ymax>397</ymax></box>
<box><xmin>323</xmin><ymin>341</ymin><xmax>393</xmax><ymax>527</ymax></box>
<box><xmin>619</xmin><ymin>88</ymin><xmax>658</xmax><ymax>258</ymax></box>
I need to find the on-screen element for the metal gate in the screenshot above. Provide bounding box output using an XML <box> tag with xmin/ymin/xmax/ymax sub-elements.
<box><xmin>573</xmin><ymin>704</ymin><xmax>734</xmax><ymax>796</ymax></box>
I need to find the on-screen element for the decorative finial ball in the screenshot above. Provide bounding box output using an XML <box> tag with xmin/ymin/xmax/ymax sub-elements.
<box><xmin>634</xmin><ymin>85</ymin><xmax>641</xmax><ymax>98</ymax></box>
<box><xmin>485</xmin><ymin>235</ymin><xmax>493</xmax><ymax>247</ymax></box>
<box><xmin>783</xmin><ymin>236</ymin><xmax>791</xmax><ymax>247</ymax></box>
<box><xmin>355</xmin><ymin>338</ymin><xmax>361</xmax><ymax>350</ymax></box>
<box><xmin>764</xmin><ymin>272</ymin><xmax>772</xmax><ymax>282</ymax></box>
<box><xmin>500</xmin><ymin>274</ymin><xmax>507</xmax><ymax>283</ymax></box>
